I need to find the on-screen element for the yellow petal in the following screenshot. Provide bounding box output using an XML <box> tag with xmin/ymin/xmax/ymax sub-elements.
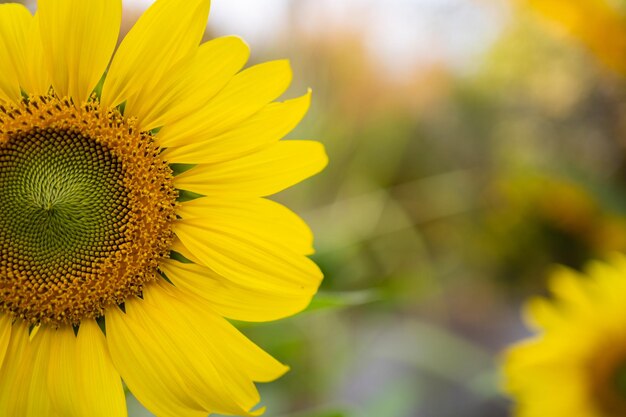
<box><xmin>0</xmin><ymin>322</ymin><xmax>31</xmax><ymax>416</ymax></box>
<box><xmin>157</xmin><ymin>60</ymin><xmax>292</xmax><ymax>148</ymax></box>
<box><xmin>171</xmin><ymin>236</ymin><xmax>204</xmax><ymax>264</ymax></box>
<box><xmin>75</xmin><ymin>321</ymin><xmax>126</xmax><ymax>417</ymax></box>
<box><xmin>164</xmin><ymin>90</ymin><xmax>311</xmax><ymax>164</ymax></box>
<box><xmin>22</xmin><ymin>13</ymin><xmax>51</xmax><ymax>96</ymax></box>
<box><xmin>0</xmin><ymin>321</ymin><xmax>57</xmax><ymax>416</ymax></box>
<box><xmin>174</xmin><ymin>140</ymin><xmax>328</xmax><ymax>197</ymax></box>
<box><xmin>127</xmin><ymin>35</ymin><xmax>249</xmax><ymax>131</ymax></box>
<box><xmin>152</xmin><ymin>283</ymin><xmax>290</xmax><ymax>383</ymax></box>
<box><xmin>106</xmin><ymin>301</ymin><xmax>206</xmax><ymax>417</ymax></box>
<box><xmin>173</xmin><ymin>216</ymin><xmax>322</xmax><ymax>296</ymax></box>
<box><xmin>101</xmin><ymin>0</ymin><xmax>211</xmax><ymax>110</ymax></box>
<box><xmin>178</xmin><ymin>197</ymin><xmax>314</xmax><ymax>255</ymax></box>
<box><xmin>28</xmin><ymin>326</ymin><xmax>61</xmax><ymax>417</ymax></box>
<box><xmin>160</xmin><ymin>258</ymin><xmax>314</xmax><ymax>322</ymax></box>
<box><xmin>523</xmin><ymin>297</ymin><xmax>564</xmax><ymax>331</ymax></box>
<box><xmin>106</xmin><ymin>282</ymin><xmax>287</xmax><ymax>416</ymax></box>
<box><xmin>0</xmin><ymin>4</ymin><xmax>31</xmax><ymax>103</ymax></box>
<box><xmin>39</xmin><ymin>321</ymin><xmax>126</xmax><ymax>417</ymax></box>
<box><xmin>38</xmin><ymin>0</ymin><xmax>121</xmax><ymax>101</ymax></box>
<box><xmin>0</xmin><ymin>315</ymin><xmax>11</xmax><ymax>369</ymax></box>
<box><xmin>547</xmin><ymin>266</ymin><xmax>592</xmax><ymax>311</ymax></box>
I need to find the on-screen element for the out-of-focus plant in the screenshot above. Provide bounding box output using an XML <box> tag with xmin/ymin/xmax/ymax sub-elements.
<box><xmin>475</xmin><ymin>174</ymin><xmax>626</xmax><ymax>290</ymax></box>
<box><xmin>516</xmin><ymin>0</ymin><xmax>626</xmax><ymax>74</ymax></box>
<box><xmin>442</xmin><ymin>10</ymin><xmax>626</xmax><ymax>295</ymax></box>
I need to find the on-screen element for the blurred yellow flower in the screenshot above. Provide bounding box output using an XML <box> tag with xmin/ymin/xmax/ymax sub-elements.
<box><xmin>519</xmin><ymin>0</ymin><xmax>626</xmax><ymax>74</ymax></box>
<box><xmin>503</xmin><ymin>256</ymin><xmax>626</xmax><ymax>416</ymax></box>
<box><xmin>0</xmin><ymin>0</ymin><xmax>327</xmax><ymax>416</ymax></box>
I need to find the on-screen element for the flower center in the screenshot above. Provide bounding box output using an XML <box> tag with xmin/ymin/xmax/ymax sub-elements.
<box><xmin>613</xmin><ymin>361</ymin><xmax>626</xmax><ymax>399</ymax></box>
<box><xmin>0</xmin><ymin>96</ymin><xmax>177</xmax><ymax>325</ymax></box>
<box><xmin>589</xmin><ymin>341</ymin><xmax>626</xmax><ymax>416</ymax></box>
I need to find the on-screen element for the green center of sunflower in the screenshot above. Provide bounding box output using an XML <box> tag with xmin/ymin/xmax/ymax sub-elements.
<box><xmin>0</xmin><ymin>128</ymin><xmax>128</xmax><ymax>265</ymax></box>
<box><xmin>0</xmin><ymin>96</ymin><xmax>178</xmax><ymax>326</ymax></box>
<box><xmin>614</xmin><ymin>361</ymin><xmax>626</xmax><ymax>400</ymax></box>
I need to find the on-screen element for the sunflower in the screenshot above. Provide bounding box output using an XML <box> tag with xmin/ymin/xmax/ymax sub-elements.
<box><xmin>0</xmin><ymin>0</ymin><xmax>327</xmax><ymax>416</ymax></box>
<box><xmin>503</xmin><ymin>255</ymin><xmax>626</xmax><ymax>417</ymax></box>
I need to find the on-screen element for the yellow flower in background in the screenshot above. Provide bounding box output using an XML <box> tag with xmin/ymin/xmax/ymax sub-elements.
<box><xmin>0</xmin><ymin>0</ymin><xmax>327</xmax><ymax>416</ymax></box>
<box><xmin>518</xmin><ymin>0</ymin><xmax>626</xmax><ymax>74</ymax></box>
<box><xmin>503</xmin><ymin>256</ymin><xmax>626</xmax><ymax>417</ymax></box>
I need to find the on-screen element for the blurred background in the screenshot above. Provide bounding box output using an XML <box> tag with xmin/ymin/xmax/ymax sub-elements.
<box><xmin>15</xmin><ymin>0</ymin><xmax>626</xmax><ymax>415</ymax></box>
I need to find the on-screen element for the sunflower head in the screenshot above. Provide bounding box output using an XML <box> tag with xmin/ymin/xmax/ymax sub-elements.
<box><xmin>503</xmin><ymin>255</ymin><xmax>626</xmax><ymax>417</ymax></box>
<box><xmin>0</xmin><ymin>95</ymin><xmax>177</xmax><ymax>326</ymax></box>
<box><xmin>0</xmin><ymin>0</ymin><xmax>327</xmax><ymax>416</ymax></box>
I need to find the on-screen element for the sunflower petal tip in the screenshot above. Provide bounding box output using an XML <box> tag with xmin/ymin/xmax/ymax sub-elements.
<box><xmin>249</xmin><ymin>405</ymin><xmax>267</xmax><ymax>416</ymax></box>
<box><xmin>281</xmin><ymin>363</ymin><xmax>291</xmax><ymax>374</ymax></box>
<box><xmin>220</xmin><ymin>34</ymin><xmax>251</xmax><ymax>57</ymax></box>
<box><xmin>315</xmin><ymin>141</ymin><xmax>330</xmax><ymax>170</ymax></box>
<box><xmin>275</xmin><ymin>59</ymin><xmax>293</xmax><ymax>77</ymax></box>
